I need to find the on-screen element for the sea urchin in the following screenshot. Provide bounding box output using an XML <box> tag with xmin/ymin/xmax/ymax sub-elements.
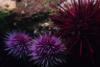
<box><xmin>50</xmin><ymin>0</ymin><xmax>100</xmax><ymax>57</ymax></box>
<box><xmin>5</xmin><ymin>31</ymin><xmax>32</xmax><ymax>58</ymax></box>
<box><xmin>30</xmin><ymin>32</ymin><xmax>66</xmax><ymax>67</ymax></box>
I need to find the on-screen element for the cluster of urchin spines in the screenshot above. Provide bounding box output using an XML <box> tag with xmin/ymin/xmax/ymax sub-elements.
<box><xmin>5</xmin><ymin>31</ymin><xmax>33</xmax><ymax>58</ymax></box>
<box><xmin>4</xmin><ymin>31</ymin><xmax>67</xmax><ymax>67</ymax></box>
<box><xmin>29</xmin><ymin>32</ymin><xmax>67</xmax><ymax>67</ymax></box>
<box><xmin>50</xmin><ymin>0</ymin><xmax>100</xmax><ymax>57</ymax></box>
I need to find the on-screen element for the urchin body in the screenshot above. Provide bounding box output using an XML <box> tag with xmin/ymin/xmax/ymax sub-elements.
<box><xmin>50</xmin><ymin>0</ymin><xmax>100</xmax><ymax>56</ymax></box>
<box><xmin>5</xmin><ymin>32</ymin><xmax>32</xmax><ymax>58</ymax></box>
<box><xmin>30</xmin><ymin>32</ymin><xmax>66</xmax><ymax>67</ymax></box>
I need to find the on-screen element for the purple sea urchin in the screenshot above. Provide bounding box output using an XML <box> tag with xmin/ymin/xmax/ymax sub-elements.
<box><xmin>5</xmin><ymin>31</ymin><xmax>32</xmax><ymax>58</ymax></box>
<box><xmin>30</xmin><ymin>32</ymin><xmax>66</xmax><ymax>67</ymax></box>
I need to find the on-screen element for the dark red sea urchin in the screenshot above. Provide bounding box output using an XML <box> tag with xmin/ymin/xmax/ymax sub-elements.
<box><xmin>50</xmin><ymin>0</ymin><xmax>100</xmax><ymax>57</ymax></box>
